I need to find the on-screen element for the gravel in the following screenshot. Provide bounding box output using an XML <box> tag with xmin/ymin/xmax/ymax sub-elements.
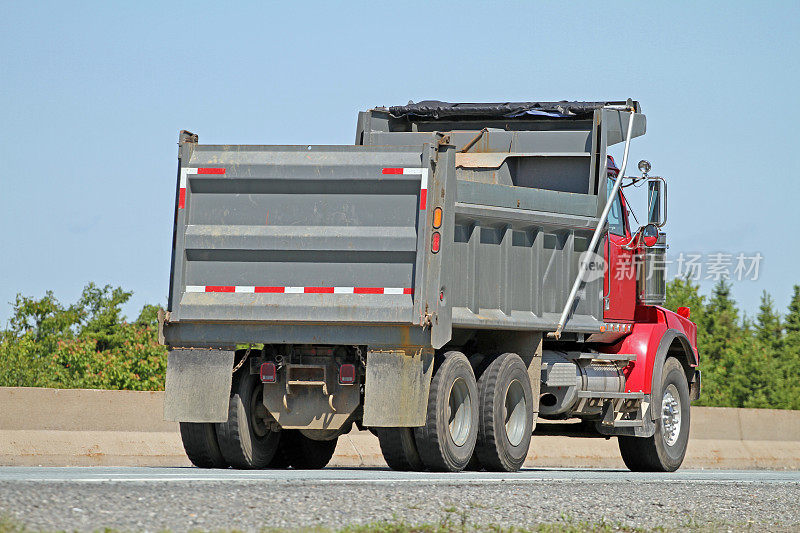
<box><xmin>1</xmin><ymin>477</ymin><xmax>799</xmax><ymax>532</ymax></box>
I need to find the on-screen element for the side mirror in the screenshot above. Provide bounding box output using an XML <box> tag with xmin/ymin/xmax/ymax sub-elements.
<box><xmin>641</xmin><ymin>223</ymin><xmax>659</xmax><ymax>247</ymax></box>
<box><xmin>647</xmin><ymin>177</ymin><xmax>667</xmax><ymax>227</ymax></box>
<box><xmin>621</xmin><ymin>223</ymin><xmax>659</xmax><ymax>249</ymax></box>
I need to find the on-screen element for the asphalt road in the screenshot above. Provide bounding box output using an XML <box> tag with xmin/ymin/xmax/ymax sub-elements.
<box><xmin>1</xmin><ymin>467</ymin><xmax>798</xmax><ymax>532</ymax></box>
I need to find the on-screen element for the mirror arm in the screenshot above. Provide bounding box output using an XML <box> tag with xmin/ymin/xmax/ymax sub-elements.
<box><xmin>622</xmin><ymin>229</ymin><xmax>642</xmax><ymax>250</ymax></box>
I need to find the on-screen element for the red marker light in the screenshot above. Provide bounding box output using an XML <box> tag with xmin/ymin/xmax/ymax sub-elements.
<box><xmin>677</xmin><ymin>306</ymin><xmax>691</xmax><ymax>319</ymax></box>
<box><xmin>431</xmin><ymin>232</ymin><xmax>441</xmax><ymax>253</ymax></box>
<box><xmin>260</xmin><ymin>362</ymin><xmax>277</xmax><ymax>383</ymax></box>
<box><xmin>339</xmin><ymin>364</ymin><xmax>356</xmax><ymax>385</ymax></box>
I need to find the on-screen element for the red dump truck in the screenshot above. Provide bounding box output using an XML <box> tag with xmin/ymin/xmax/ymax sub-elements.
<box><xmin>161</xmin><ymin>100</ymin><xmax>700</xmax><ymax>472</ymax></box>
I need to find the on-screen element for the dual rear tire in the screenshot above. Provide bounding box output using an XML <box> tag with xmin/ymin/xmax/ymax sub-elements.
<box><xmin>413</xmin><ymin>351</ymin><xmax>479</xmax><ymax>472</ymax></box>
<box><xmin>376</xmin><ymin>427</ymin><xmax>424</xmax><ymax>471</ymax></box>
<box><xmin>379</xmin><ymin>351</ymin><xmax>533</xmax><ymax>472</ymax></box>
<box><xmin>474</xmin><ymin>353</ymin><xmax>534</xmax><ymax>472</ymax></box>
<box><xmin>179</xmin><ymin>372</ymin><xmax>338</xmax><ymax>470</ymax></box>
<box><xmin>215</xmin><ymin>373</ymin><xmax>280</xmax><ymax>468</ymax></box>
<box><xmin>178</xmin><ymin>421</ymin><xmax>227</xmax><ymax>468</ymax></box>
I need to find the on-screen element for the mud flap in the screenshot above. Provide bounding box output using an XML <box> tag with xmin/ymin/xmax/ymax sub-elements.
<box><xmin>363</xmin><ymin>348</ymin><xmax>434</xmax><ymax>427</ymax></box>
<box><xmin>526</xmin><ymin>350</ymin><xmax>542</xmax><ymax>433</ymax></box>
<box><xmin>164</xmin><ymin>349</ymin><xmax>234</xmax><ymax>422</ymax></box>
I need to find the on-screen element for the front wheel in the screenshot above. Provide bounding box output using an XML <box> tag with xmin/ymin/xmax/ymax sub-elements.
<box><xmin>618</xmin><ymin>357</ymin><xmax>691</xmax><ymax>472</ymax></box>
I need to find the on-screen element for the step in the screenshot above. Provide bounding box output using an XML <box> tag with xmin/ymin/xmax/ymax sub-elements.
<box><xmin>611</xmin><ymin>419</ymin><xmax>644</xmax><ymax>428</ymax></box>
<box><xmin>565</xmin><ymin>352</ymin><xmax>637</xmax><ymax>363</ymax></box>
<box><xmin>576</xmin><ymin>391</ymin><xmax>645</xmax><ymax>400</ymax></box>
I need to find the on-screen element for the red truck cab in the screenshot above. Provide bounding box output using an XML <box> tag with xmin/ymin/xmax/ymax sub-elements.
<box><xmin>596</xmin><ymin>156</ymin><xmax>701</xmax><ymax>471</ymax></box>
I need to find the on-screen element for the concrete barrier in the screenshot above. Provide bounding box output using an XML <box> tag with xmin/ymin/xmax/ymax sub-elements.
<box><xmin>1</xmin><ymin>387</ymin><xmax>797</xmax><ymax>469</ymax></box>
<box><xmin>0</xmin><ymin>388</ymin><xmax>181</xmax><ymax>467</ymax></box>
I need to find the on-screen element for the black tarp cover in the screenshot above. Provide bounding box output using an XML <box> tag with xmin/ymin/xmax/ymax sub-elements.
<box><xmin>387</xmin><ymin>100</ymin><xmax>637</xmax><ymax>120</ymax></box>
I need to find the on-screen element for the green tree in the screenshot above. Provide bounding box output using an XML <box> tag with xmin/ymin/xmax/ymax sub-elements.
<box><xmin>665</xmin><ymin>276</ymin><xmax>706</xmax><ymax>326</ymax></box>
<box><xmin>77</xmin><ymin>283</ymin><xmax>134</xmax><ymax>352</ymax></box>
<box><xmin>755</xmin><ymin>291</ymin><xmax>783</xmax><ymax>352</ymax></box>
<box><xmin>774</xmin><ymin>286</ymin><xmax>800</xmax><ymax>409</ymax></box>
<box><xmin>0</xmin><ymin>284</ymin><xmax>167</xmax><ymax>391</ymax></box>
<box><xmin>665</xmin><ymin>276</ymin><xmax>800</xmax><ymax>409</ymax></box>
<box><xmin>705</xmin><ymin>279</ymin><xmax>740</xmax><ymax>342</ymax></box>
<box><xmin>7</xmin><ymin>291</ymin><xmax>83</xmax><ymax>356</ymax></box>
<box><xmin>785</xmin><ymin>285</ymin><xmax>800</xmax><ymax>339</ymax></box>
<box><xmin>694</xmin><ymin>279</ymin><xmax>741</xmax><ymax>406</ymax></box>
<box><xmin>136</xmin><ymin>304</ymin><xmax>162</xmax><ymax>328</ymax></box>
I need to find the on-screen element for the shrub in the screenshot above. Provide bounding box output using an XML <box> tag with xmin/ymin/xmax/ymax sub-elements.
<box><xmin>0</xmin><ymin>283</ymin><xmax>167</xmax><ymax>391</ymax></box>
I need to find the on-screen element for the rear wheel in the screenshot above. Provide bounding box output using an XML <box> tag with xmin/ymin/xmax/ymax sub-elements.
<box><xmin>179</xmin><ymin>422</ymin><xmax>227</xmax><ymax>468</ymax></box>
<box><xmin>278</xmin><ymin>430</ymin><xmax>338</xmax><ymax>469</ymax></box>
<box><xmin>474</xmin><ymin>353</ymin><xmax>533</xmax><ymax>472</ymax></box>
<box><xmin>414</xmin><ymin>351</ymin><xmax>478</xmax><ymax>472</ymax></box>
<box><xmin>216</xmin><ymin>373</ymin><xmax>281</xmax><ymax>469</ymax></box>
<box><xmin>618</xmin><ymin>357</ymin><xmax>691</xmax><ymax>472</ymax></box>
<box><xmin>376</xmin><ymin>427</ymin><xmax>424</xmax><ymax>471</ymax></box>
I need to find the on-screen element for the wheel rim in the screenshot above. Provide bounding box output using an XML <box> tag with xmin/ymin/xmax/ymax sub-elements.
<box><xmin>504</xmin><ymin>379</ymin><xmax>527</xmax><ymax>447</ymax></box>
<box><xmin>661</xmin><ymin>384</ymin><xmax>681</xmax><ymax>447</ymax></box>
<box><xmin>250</xmin><ymin>386</ymin><xmax>268</xmax><ymax>438</ymax></box>
<box><xmin>447</xmin><ymin>377</ymin><xmax>472</xmax><ymax>447</ymax></box>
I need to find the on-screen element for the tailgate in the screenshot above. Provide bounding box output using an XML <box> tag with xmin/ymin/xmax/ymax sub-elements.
<box><xmin>168</xmin><ymin>140</ymin><xmax>434</xmax><ymax>326</ymax></box>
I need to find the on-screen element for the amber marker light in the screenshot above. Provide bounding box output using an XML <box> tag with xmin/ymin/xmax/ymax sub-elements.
<box><xmin>432</xmin><ymin>207</ymin><xmax>442</xmax><ymax>229</ymax></box>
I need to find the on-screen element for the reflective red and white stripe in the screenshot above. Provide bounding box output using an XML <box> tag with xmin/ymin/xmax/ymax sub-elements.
<box><xmin>178</xmin><ymin>167</ymin><xmax>226</xmax><ymax>209</ymax></box>
<box><xmin>185</xmin><ymin>285</ymin><xmax>413</xmax><ymax>295</ymax></box>
<box><xmin>381</xmin><ymin>167</ymin><xmax>429</xmax><ymax>210</ymax></box>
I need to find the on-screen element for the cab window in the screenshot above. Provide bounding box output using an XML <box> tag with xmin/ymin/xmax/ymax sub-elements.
<box><xmin>607</xmin><ymin>176</ymin><xmax>626</xmax><ymax>236</ymax></box>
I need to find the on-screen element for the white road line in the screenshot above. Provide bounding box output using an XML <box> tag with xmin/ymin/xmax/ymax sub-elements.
<box><xmin>9</xmin><ymin>477</ymin><xmax>797</xmax><ymax>485</ymax></box>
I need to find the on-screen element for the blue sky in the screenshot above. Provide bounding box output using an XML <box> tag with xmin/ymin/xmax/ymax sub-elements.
<box><xmin>1</xmin><ymin>1</ymin><xmax>799</xmax><ymax>323</ymax></box>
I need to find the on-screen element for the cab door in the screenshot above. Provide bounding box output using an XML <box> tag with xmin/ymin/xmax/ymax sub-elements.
<box><xmin>604</xmin><ymin>179</ymin><xmax>637</xmax><ymax>321</ymax></box>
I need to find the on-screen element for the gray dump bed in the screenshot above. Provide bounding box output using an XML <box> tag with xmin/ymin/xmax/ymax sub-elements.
<box><xmin>164</xmin><ymin>102</ymin><xmax>645</xmax><ymax>350</ymax></box>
